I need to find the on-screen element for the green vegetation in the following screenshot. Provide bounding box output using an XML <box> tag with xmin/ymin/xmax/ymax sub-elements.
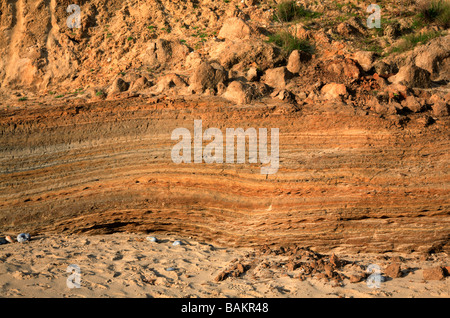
<box><xmin>95</xmin><ymin>91</ymin><xmax>105</xmax><ymax>97</ymax></box>
<box><xmin>417</xmin><ymin>0</ymin><xmax>450</xmax><ymax>27</ymax></box>
<box><xmin>273</xmin><ymin>1</ymin><xmax>321</xmax><ymax>23</ymax></box>
<box><xmin>18</xmin><ymin>97</ymin><xmax>28</xmax><ymax>102</ymax></box>
<box><xmin>55</xmin><ymin>94</ymin><xmax>65</xmax><ymax>98</ymax></box>
<box><xmin>127</xmin><ymin>36</ymin><xmax>134</xmax><ymax>41</ymax></box>
<box><xmin>268</xmin><ymin>31</ymin><xmax>314</xmax><ymax>54</ymax></box>
<box><xmin>389</xmin><ymin>31</ymin><xmax>443</xmax><ymax>54</ymax></box>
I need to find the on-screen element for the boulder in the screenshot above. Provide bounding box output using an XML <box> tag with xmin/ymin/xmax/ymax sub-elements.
<box><xmin>388</xmin><ymin>65</ymin><xmax>431</xmax><ymax>88</ymax></box>
<box><xmin>321</xmin><ymin>83</ymin><xmax>347</xmax><ymax>100</ymax></box>
<box><xmin>262</xmin><ymin>67</ymin><xmax>292</xmax><ymax>89</ymax></box>
<box><xmin>189</xmin><ymin>62</ymin><xmax>227</xmax><ymax>93</ymax></box>
<box><xmin>287</xmin><ymin>50</ymin><xmax>311</xmax><ymax>74</ymax></box>
<box><xmin>218</xmin><ymin>17</ymin><xmax>252</xmax><ymax>41</ymax></box>
<box><xmin>222</xmin><ymin>81</ymin><xmax>253</xmax><ymax>105</ymax></box>
<box><xmin>107</xmin><ymin>78</ymin><xmax>129</xmax><ymax>95</ymax></box>
<box><xmin>412</xmin><ymin>34</ymin><xmax>450</xmax><ymax>81</ymax></box>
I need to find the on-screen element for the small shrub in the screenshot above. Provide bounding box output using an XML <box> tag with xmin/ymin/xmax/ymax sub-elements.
<box><xmin>389</xmin><ymin>31</ymin><xmax>442</xmax><ymax>54</ymax></box>
<box><xmin>18</xmin><ymin>97</ymin><xmax>27</xmax><ymax>101</ymax></box>
<box><xmin>273</xmin><ymin>1</ymin><xmax>320</xmax><ymax>22</ymax></box>
<box><xmin>268</xmin><ymin>31</ymin><xmax>314</xmax><ymax>54</ymax></box>
<box><xmin>417</xmin><ymin>0</ymin><xmax>450</xmax><ymax>27</ymax></box>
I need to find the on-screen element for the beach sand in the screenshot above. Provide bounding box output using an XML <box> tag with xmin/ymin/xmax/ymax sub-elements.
<box><xmin>0</xmin><ymin>233</ymin><xmax>448</xmax><ymax>298</ymax></box>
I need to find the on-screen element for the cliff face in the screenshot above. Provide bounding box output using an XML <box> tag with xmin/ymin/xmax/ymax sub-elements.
<box><xmin>1</xmin><ymin>97</ymin><xmax>448</xmax><ymax>253</ymax></box>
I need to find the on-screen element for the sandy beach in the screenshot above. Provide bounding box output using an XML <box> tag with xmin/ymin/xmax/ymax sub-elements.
<box><xmin>0</xmin><ymin>233</ymin><xmax>448</xmax><ymax>298</ymax></box>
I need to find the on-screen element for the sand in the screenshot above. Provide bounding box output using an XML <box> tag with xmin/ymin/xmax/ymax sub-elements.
<box><xmin>0</xmin><ymin>233</ymin><xmax>448</xmax><ymax>298</ymax></box>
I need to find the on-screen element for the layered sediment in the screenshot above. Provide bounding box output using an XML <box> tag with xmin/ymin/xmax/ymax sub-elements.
<box><xmin>1</xmin><ymin>97</ymin><xmax>448</xmax><ymax>253</ymax></box>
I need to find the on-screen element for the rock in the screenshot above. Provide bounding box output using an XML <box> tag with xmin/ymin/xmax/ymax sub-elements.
<box><xmin>107</xmin><ymin>78</ymin><xmax>129</xmax><ymax>95</ymax></box>
<box><xmin>373</xmin><ymin>61</ymin><xmax>396</xmax><ymax>76</ymax></box>
<box><xmin>209</xmin><ymin>39</ymin><xmax>283</xmax><ymax>73</ymax></box>
<box><xmin>287</xmin><ymin>50</ymin><xmax>311</xmax><ymax>74</ymax></box>
<box><xmin>430</xmin><ymin>94</ymin><xmax>450</xmax><ymax>117</ymax></box>
<box><xmin>324</xmin><ymin>58</ymin><xmax>361</xmax><ymax>83</ymax></box>
<box><xmin>388</xmin><ymin>65</ymin><xmax>431</xmax><ymax>88</ymax></box>
<box><xmin>444</xmin><ymin>266</ymin><xmax>450</xmax><ymax>276</ymax></box>
<box><xmin>16</xmin><ymin>233</ymin><xmax>30</xmax><ymax>243</ymax></box>
<box><xmin>246</xmin><ymin>67</ymin><xmax>259</xmax><ymax>82</ymax></box>
<box><xmin>423</xmin><ymin>267</ymin><xmax>445</xmax><ymax>281</ymax></box>
<box><xmin>401</xmin><ymin>96</ymin><xmax>423</xmax><ymax>113</ymax></box>
<box><xmin>172</xmin><ymin>240</ymin><xmax>182</xmax><ymax>246</ymax></box>
<box><xmin>385</xmin><ymin>84</ymin><xmax>409</xmax><ymax>100</ymax></box>
<box><xmin>412</xmin><ymin>34</ymin><xmax>450</xmax><ymax>81</ymax></box>
<box><xmin>146</xmin><ymin>236</ymin><xmax>158</xmax><ymax>242</ymax></box>
<box><xmin>349</xmin><ymin>274</ymin><xmax>365</xmax><ymax>283</ymax></box>
<box><xmin>218</xmin><ymin>17</ymin><xmax>252</xmax><ymax>41</ymax></box>
<box><xmin>330</xmin><ymin>254</ymin><xmax>342</xmax><ymax>269</ymax></box>
<box><xmin>155</xmin><ymin>73</ymin><xmax>187</xmax><ymax>93</ymax></box>
<box><xmin>321</xmin><ymin>83</ymin><xmax>347</xmax><ymax>100</ymax></box>
<box><xmin>263</xmin><ymin>67</ymin><xmax>292</xmax><ymax>89</ymax></box>
<box><xmin>129</xmin><ymin>77</ymin><xmax>150</xmax><ymax>91</ymax></box>
<box><xmin>236</xmin><ymin>263</ymin><xmax>246</xmax><ymax>274</ymax></box>
<box><xmin>336</xmin><ymin>22</ymin><xmax>361</xmax><ymax>37</ymax></box>
<box><xmin>145</xmin><ymin>39</ymin><xmax>189</xmax><ymax>67</ymax></box>
<box><xmin>214</xmin><ymin>271</ymin><xmax>228</xmax><ymax>282</ymax></box>
<box><xmin>222</xmin><ymin>81</ymin><xmax>254</xmax><ymax>105</ymax></box>
<box><xmin>353</xmin><ymin>51</ymin><xmax>376</xmax><ymax>72</ymax></box>
<box><xmin>5</xmin><ymin>236</ymin><xmax>14</xmax><ymax>243</ymax></box>
<box><xmin>384</xmin><ymin>263</ymin><xmax>402</xmax><ymax>278</ymax></box>
<box><xmin>189</xmin><ymin>62</ymin><xmax>227</xmax><ymax>93</ymax></box>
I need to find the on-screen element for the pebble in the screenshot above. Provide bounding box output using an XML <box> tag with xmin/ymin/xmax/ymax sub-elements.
<box><xmin>17</xmin><ymin>233</ymin><xmax>31</xmax><ymax>243</ymax></box>
<box><xmin>172</xmin><ymin>240</ymin><xmax>182</xmax><ymax>246</ymax></box>
<box><xmin>146</xmin><ymin>236</ymin><xmax>158</xmax><ymax>243</ymax></box>
<box><xmin>165</xmin><ymin>267</ymin><xmax>175</xmax><ymax>271</ymax></box>
<box><xmin>5</xmin><ymin>236</ymin><xmax>14</xmax><ymax>243</ymax></box>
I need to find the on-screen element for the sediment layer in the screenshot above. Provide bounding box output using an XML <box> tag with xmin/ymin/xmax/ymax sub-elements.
<box><xmin>0</xmin><ymin>97</ymin><xmax>449</xmax><ymax>253</ymax></box>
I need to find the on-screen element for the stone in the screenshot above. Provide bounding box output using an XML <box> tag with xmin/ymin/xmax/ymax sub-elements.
<box><xmin>129</xmin><ymin>77</ymin><xmax>150</xmax><ymax>91</ymax></box>
<box><xmin>388</xmin><ymin>65</ymin><xmax>431</xmax><ymax>88</ymax></box>
<box><xmin>155</xmin><ymin>73</ymin><xmax>187</xmax><ymax>93</ymax></box>
<box><xmin>321</xmin><ymin>83</ymin><xmax>347</xmax><ymax>100</ymax></box>
<box><xmin>430</xmin><ymin>94</ymin><xmax>450</xmax><ymax>117</ymax></box>
<box><xmin>287</xmin><ymin>50</ymin><xmax>311</xmax><ymax>74</ymax></box>
<box><xmin>262</xmin><ymin>67</ymin><xmax>292</xmax><ymax>89</ymax></box>
<box><xmin>324</xmin><ymin>58</ymin><xmax>361</xmax><ymax>83</ymax></box>
<box><xmin>384</xmin><ymin>263</ymin><xmax>402</xmax><ymax>278</ymax></box>
<box><xmin>218</xmin><ymin>17</ymin><xmax>252</xmax><ymax>41</ymax></box>
<box><xmin>246</xmin><ymin>67</ymin><xmax>259</xmax><ymax>82</ymax></box>
<box><xmin>423</xmin><ymin>267</ymin><xmax>445</xmax><ymax>281</ymax></box>
<box><xmin>349</xmin><ymin>274</ymin><xmax>365</xmax><ymax>283</ymax></box>
<box><xmin>353</xmin><ymin>51</ymin><xmax>376</xmax><ymax>72</ymax></box>
<box><xmin>107</xmin><ymin>78</ymin><xmax>129</xmax><ymax>95</ymax></box>
<box><xmin>412</xmin><ymin>34</ymin><xmax>450</xmax><ymax>81</ymax></box>
<box><xmin>222</xmin><ymin>81</ymin><xmax>253</xmax><ymax>105</ymax></box>
<box><xmin>189</xmin><ymin>62</ymin><xmax>227</xmax><ymax>93</ymax></box>
<box><xmin>401</xmin><ymin>96</ymin><xmax>423</xmax><ymax>113</ymax></box>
